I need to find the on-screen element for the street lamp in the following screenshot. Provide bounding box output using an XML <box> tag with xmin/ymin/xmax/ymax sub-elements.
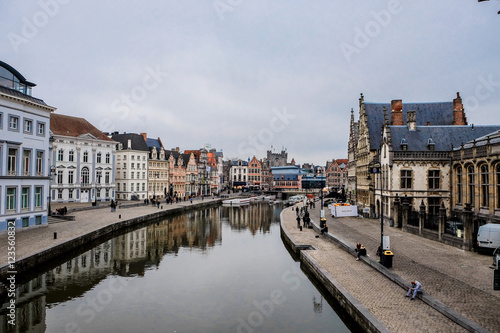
<box><xmin>367</xmin><ymin>162</ymin><xmax>384</xmax><ymax>264</ymax></box>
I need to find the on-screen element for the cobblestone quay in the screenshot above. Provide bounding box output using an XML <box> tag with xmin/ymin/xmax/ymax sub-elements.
<box><xmin>280</xmin><ymin>204</ymin><xmax>500</xmax><ymax>333</ymax></box>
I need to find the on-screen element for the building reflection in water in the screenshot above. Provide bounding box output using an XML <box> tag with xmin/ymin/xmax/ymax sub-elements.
<box><xmin>0</xmin><ymin>203</ymin><xmax>280</xmax><ymax>332</ymax></box>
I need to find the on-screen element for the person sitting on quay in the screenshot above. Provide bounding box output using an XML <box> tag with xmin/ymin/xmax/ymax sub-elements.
<box><xmin>355</xmin><ymin>242</ymin><xmax>367</xmax><ymax>261</ymax></box>
<box><xmin>406</xmin><ymin>281</ymin><xmax>423</xmax><ymax>300</ymax></box>
<box><xmin>320</xmin><ymin>224</ymin><xmax>328</xmax><ymax>235</ymax></box>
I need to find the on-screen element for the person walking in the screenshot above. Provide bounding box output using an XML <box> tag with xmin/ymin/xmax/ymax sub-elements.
<box><xmin>110</xmin><ymin>200</ymin><xmax>116</xmax><ymax>212</ymax></box>
<box><xmin>406</xmin><ymin>281</ymin><xmax>423</xmax><ymax>300</ymax></box>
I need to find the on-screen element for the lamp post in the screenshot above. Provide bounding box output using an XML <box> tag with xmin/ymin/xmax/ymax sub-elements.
<box><xmin>368</xmin><ymin>162</ymin><xmax>384</xmax><ymax>264</ymax></box>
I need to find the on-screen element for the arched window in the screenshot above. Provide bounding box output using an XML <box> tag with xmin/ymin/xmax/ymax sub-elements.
<box><xmin>496</xmin><ymin>164</ymin><xmax>500</xmax><ymax>209</ymax></box>
<box><xmin>467</xmin><ymin>165</ymin><xmax>475</xmax><ymax>206</ymax></box>
<box><xmin>81</xmin><ymin>167</ymin><xmax>89</xmax><ymax>184</ymax></box>
<box><xmin>456</xmin><ymin>166</ymin><xmax>463</xmax><ymax>205</ymax></box>
<box><xmin>480</xmin><ymin>164</ymin><xmax>489</xmax><ymax>207</ymax></box>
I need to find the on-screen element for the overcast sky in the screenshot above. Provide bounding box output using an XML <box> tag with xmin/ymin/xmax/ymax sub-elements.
<box><xmin>1</xmin><ymin>1</ymin><xmax>499</xmax><ymax>165</ymax></box>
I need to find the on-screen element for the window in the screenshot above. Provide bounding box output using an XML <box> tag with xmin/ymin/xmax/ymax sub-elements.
<box><xmin>468</xmin><ymin>165</ymin><xmax>475</xmax><ymax>206</ymax></box>
<box><xmin>36</xmin><ymin>151</ymin><xmax>43</xmax><ymax>175</ymax></box>
<box><xmin>58</xmin><ymin>149</ymin><xmax>64</xmax><ymax>161</ymax></box>
<box><xmin>131</xmin><ymin>172</ymin><xmax>134</xmax><ymax>179</ymax></box>
<box><xmin>123</xmin><ymin>172</ymin><xmax>126</xmax><ymax>179</ymax></box>
<box><xmin>481</xmin><ymin>164</ymin><xmax>489</xmax><ymax>207</ymax></box>
<box><xmin>7</xmin><ymin>188</ymin><xmax>16</xmax><ymax>210</ymax></box>
<box><xmin>142</xmin><ymin>172</ymin><xmax>145</xmax><ymax>179</ymax></box>
<box><xmin>428</xmin><ymin>170</ymin><xmax>440</xmax><ymax>190</ymax></box>
<box><xmin>69</xmin><ymin>150</ymin><xmax>74</xmax><ymax>162</ymax></box>
<box><xmin>105</xmin><ymin>153</ymin><xmax>110</xmax><ymax>164</ymax></box>
<box><xmin>81</xmin><ymin>167</ymin><xmax>90</xmax><ymax>184</ymax></box>
<box><xmin>117</xmin><ymin>183</ymin><xmax>120</xmax><ymax>191</ymax></box>
<box><xmin>123</xmin><ymin>163</ymin><xmax>127</xmax><ymax>169</ymax></box>
<box><xmin>8</xmin><ymin>148</ymin><xmax>17</xmax><ymax>175</ymax></box>
<box><xmin>497</xmin><ymin>164</ymin><xmax>500</xmax><ymax>209</ymax></box>
<box><xmin>35</xmin><ymin>187</ymin><xmax>42</xmax><ymax>207</ymax></box>
<box><xmin>23</xmin><ymin>150</ymin><xmax>31</xmax><ymax>176</ymax></box>
<box><xmin>96</xmin><ymin>189</ymin><xmax>101</xmax><ymax>198</ymax></box>
<box><xmin>37</xmin><ymin>122</ymin><xmax>45</xmax><ymax>135</ymax></box>
<box><xmin>57</xmin><ymin>190</ymin><xmax>63</xmax><ymax>199</ymax></box>
<box><xmin>131</xmin><ymin>163</ymin><xmax>135</xmax><ymax>169</ymax></box>
<box><xmin>400</xmin><ymin>170</ymin><xmax>412</xmax><ymax>189</ymax></box>
<box><xmin>57</xmin><ymin>170</ymin><xmax>63</xmax><ymax>184</ymax></box>
<box><xmin>457</xmin><ymin>166</ymin><xmax>463</xmax><ymax>205</ymax></box>
<box><xmin>22</xmin><ymin>187</ymin><xmax>29</xmax><ymax>210</ymax></box>
<box><xmin>9</xmin><ymin>115</ymin><xmax>19</xmax><ymax>130</ymax></box>
<box><xmin>96</xmin><ymin>171</ymin><xmax>102</xmax><ymax>183</ymax></box>
<box><xmin>142</xmin><ymin>183</ymin><xmax>145</xmax><ymax>191</ymax></box>
<box><xmin>68</xmin><ymin>189</ymin><xmax>73</xmax><ymax>199</ymax></box>
<box><xmin>35</xmin><ymin>215</ymin><xmax>42</xmax><ymax>225</ymax></box>
<box><xmin>22</xmin><ymin>217</ymin><xmax>29</xmax><ymax>228</ymax></box>
<box><xmin>83</xmin><ymin>151</ymin><xmax>89</xmax><ymax>163</ymax></box>
<box><xmin>68</xmin><ymin>170</ymin><xmax>74</xmax><ymax>184</ymax></box>
<box><xmin>105</xmin><ymin>172</ymin><xmax>110</xmax><ymax>184</ymax></box>
<box><xmin>132</xmin><ymin>155</ymin><xmax>135</xmax><ymax>160</ymax></box>
<box><xmin>131</xmin><ymin>183</ymin><xmax>134</xmax><ymax>191</ymax></box>
<box><xmin>97</xmin><ymin>152</ymin><xmax>102</xmax><ymax>163</ymax></box>
<box><xmin>24</xmin><ymin>119</ymin><xmax>32</xmax><ymax>133</ymax></box>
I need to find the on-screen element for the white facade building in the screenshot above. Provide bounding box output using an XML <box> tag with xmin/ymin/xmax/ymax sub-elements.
<box><xmin>50</xmin><ymin>114</ymin><xmax>117</xmax><ymax>203</ymax></box>
<box><xmin>111</xmin><ymin>133</ymin><xmax>149</xmax><ymax>201</ymax></box>
<box><xmin>0</xmin><ymin>61</ymin><xmax>55</xmax><ymax>231</ymax></box>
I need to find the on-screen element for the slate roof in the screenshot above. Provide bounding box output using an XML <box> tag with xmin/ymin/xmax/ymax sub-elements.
<box><xmin>181</xmin><ymin>153</ymin><xmax>191</xmax><ymax>166</ymax></box>
<box><xmin>232</xmin><ymin>160</ymin><xmax>248</xmax><ymax>166</ymax></box>
<box><xmin>146</xmin><ymin>138</ymin><xmax>162</xmax><ymax>150</ymax></box>
<box><xmin>390</xmin><ymin>125</ymin><xmax>500</xmax><ymax>151</ymax></box>
<box><xmin>365</xmin><ymin>101</ymin><xmax>453</xmax><ymax>149</ymax></box>
<box><xmin>0</xmin><ymin>85</ymin><xmax>48</xmax><ymax>106</ymax></box>
<box><xmin>458</xmin><ymin>129</ymin><xmax>500</xmax><ymax>149</ymax></box>
<box><xmin>51</xmin><ymin>114</ymin><xmax>113</xmax><ymax>141</ymax></box>
<box><xmin>111</xmin><ymin>133</ymin><xmax>149</xmax><ymax>151</ymax></box>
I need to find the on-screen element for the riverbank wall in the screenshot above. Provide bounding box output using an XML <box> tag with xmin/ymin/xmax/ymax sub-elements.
<box><xmin>0</xmin><ymin>199</ymin><xmax>222</xmax><ymax>282</ymax></box>
<box><xmin>280</xmin><ymin>209</ymin><xmax>390</xmax><ymax>333</ymax></box>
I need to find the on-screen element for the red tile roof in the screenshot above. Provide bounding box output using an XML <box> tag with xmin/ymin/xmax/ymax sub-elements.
<box><xmin>50</xmin><ymin>114</ymin><xmax>113</xmax><ymax>141</ymax></box>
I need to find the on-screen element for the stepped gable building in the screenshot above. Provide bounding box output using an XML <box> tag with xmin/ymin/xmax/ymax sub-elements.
<box><xmin>142</xmin><ymin>133</ymin><xmax>169</xmax><ymax>200</ymax></box>
<box><xmin>0</xmin><ymin>61</ymin><xmax>56</xmax><ymax>231</ymax></box>
<box><xmin>166</xmin><ymin>148</ymin><xmax>185</xmax><ymax>198</ymax></box>
<box><xmin>50</xmin><ymin>114</ymin><xmax>117</xmax><ymax>204</ymax></box>
<box><xmin>111</xmin><ymin>133</ymin><xmax>149</xmax><ymax>201</ymax></box>
<box><xmin>350</xmin><ymin>92</ymin><xmax>471</xmax><ymax>217</ymax></box>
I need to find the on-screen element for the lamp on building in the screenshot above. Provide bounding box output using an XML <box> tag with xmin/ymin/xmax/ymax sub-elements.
<box><xmin>367</xmin><ymin>162</ymin><xmax>385</xmax><ymax>265</ymax></box>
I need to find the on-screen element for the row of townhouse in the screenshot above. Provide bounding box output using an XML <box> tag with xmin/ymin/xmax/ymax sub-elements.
<box><xmin>347</xmin><ymin>92</ymin><xmax>500</xmax><ymax>250</ymax></box>
<box><xmin>0</xmin><ymin>60</ymin><xmax>225</xmax><ymax>231</ymax></box>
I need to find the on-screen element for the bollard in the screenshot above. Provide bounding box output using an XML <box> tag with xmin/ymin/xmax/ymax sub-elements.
<box><xmin>119</xmin><ymin>214</ymin><xmax>121</xmax><ymax>219</ymax></box>
<box><xmin>161</xmin><ymin>206</ymin><xmax>163</xmax><ymax>209</ymax></box>
<box><xmin>300</xmin><ymin>226</ymin><xmax>302</xmax><ymax>231</ymax></box>
<box><xmin>54</xmin><ymin>232</ymin><xmax>57</xmax><ymax>239</ymax></box>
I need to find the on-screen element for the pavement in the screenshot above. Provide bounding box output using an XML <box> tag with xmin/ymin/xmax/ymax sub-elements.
<box><xmin>282</xmin><ymin>204</ymin><xmax>500</xmax><ymax>333</ymax></box>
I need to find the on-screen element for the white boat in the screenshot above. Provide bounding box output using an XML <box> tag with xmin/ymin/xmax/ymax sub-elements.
<box><xmin>287</xmin><ymin>195</ymin><xmax>305</xmax><ymax>206</ymax></box>
<box><xmin>222</xmin><ymin>198</ymin><xmax>252</xmax><ymax>206</ymax></box>
<box><xmin>264</xmin><ymin>195</ymin><xmax>276</xmax><ymax>202</ymax></box>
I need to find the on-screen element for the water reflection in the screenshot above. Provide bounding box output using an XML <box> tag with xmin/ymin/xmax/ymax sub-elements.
<box><xmin>0</xmin><ymin>203</ymin><xmax>353</xmax><ymax>333</ymax></box>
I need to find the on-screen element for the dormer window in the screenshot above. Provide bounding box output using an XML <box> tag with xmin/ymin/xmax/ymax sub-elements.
<box><xmin>400</xmin><ymin>137</ymin><xmax>408</xmax><ymax>151</ymax></box>
<box><xmin>427</xmin><ymin>138</ymin><xmax>435</xmax><ymax>151</ymax></box>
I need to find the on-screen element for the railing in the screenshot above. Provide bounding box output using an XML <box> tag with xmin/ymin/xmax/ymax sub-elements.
<box><xmin>393</xmin><ymin>151</ymin><xmax>450</xmax><ymax>160</ymax></box>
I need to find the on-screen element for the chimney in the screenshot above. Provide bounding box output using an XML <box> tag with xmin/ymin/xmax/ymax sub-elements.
<box><xmin>452</xmin><ymin>92</ymin><xmax>468</xmax><ymax>125</ymax></box>
<box><xmin>391</xmin><ymin>99</ymin><xmax>403</xmax><ymax>125</ymax></box>
<box><xmin>407</xmin><ymin>110</ymin><xmax>416</xmax><ymax>131</ymax></box>
<box><xmin>127</xmin><ymin>139</ymin><xmax>132</xmax><ymax>149</ymax></box>
<box><xmin>140</xmin><ymin>132</ymin><xmax>148</xmax><ymax>142</ymax></box>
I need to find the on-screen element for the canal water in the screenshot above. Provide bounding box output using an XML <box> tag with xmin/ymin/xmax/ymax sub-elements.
<box><xmin>1</xmin><ymin>203</ymin><xmax>357</xmax><ymax>333</ymax></box>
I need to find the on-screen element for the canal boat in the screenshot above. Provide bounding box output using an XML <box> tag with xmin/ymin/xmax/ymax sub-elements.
<box><xmin>222</xmin><ymin>197</ymin><xmax>252</xmax><ymax>206</ymax></box>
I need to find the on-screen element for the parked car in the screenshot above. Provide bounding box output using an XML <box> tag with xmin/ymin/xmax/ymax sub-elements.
<box><xmin>445</xmin><ymin>220</ymin><xmax>463</xmax><ymax>238</ymax></box>
<box><xmin>477</xmin><ymin>223</ymin><xmax>500</xmax><ymax>254</ymax></box>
